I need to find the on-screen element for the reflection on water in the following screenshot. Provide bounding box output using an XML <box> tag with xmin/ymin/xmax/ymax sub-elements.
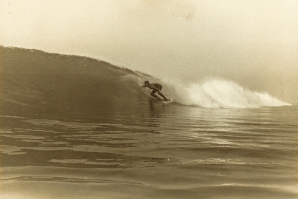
<box><xmin>1</xmin><ymin>103</ymin><xmax>298</xmax><ymax>199</ymax></box>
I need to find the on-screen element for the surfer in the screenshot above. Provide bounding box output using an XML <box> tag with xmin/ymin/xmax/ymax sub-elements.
<box><xmin>142</xmin><ymin>81</ymin><xmax>170</xmax><ymax>101</ymax></box>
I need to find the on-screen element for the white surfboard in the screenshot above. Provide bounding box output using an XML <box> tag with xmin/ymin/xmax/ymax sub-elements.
<box><xmin>162</xmin><ymin>99</ymin><xmax>173</xmax><ymax>103</ymax></box>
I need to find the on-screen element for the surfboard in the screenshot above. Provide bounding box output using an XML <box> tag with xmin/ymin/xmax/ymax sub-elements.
<box><xmin>162</xmin><ymin>99</ymin><xmax>173</xmax><ymax>103</ymax></box>
<box><xmin>149</xmin><ymin>97</ymin><xmax>173</xmax><ymax>103</ymax></box>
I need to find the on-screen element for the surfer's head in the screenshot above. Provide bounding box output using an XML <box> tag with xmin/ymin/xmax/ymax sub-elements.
<box><xmin>144</xmin><ymin>81</ymin><xmax>149</xmax><ymax>86</ymax></box>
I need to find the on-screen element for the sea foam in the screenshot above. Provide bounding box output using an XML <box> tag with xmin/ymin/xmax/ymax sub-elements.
<box><xmin>162</xmin><ymin>78</ymin><xmax>290</xmax><ymax>108</ymax></box>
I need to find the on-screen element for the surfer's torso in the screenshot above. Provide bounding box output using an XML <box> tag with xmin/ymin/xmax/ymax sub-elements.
<box><xmin>148</xmin><ymin>83</ymin><xmax>162</xmax><ymax>91</ymax></box>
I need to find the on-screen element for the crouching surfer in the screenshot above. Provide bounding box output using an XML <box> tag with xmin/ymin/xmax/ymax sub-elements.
<box><xmin>142</xmin><ymin>81</ymin><xmax>170</xmax><ymax>101</ymax></box>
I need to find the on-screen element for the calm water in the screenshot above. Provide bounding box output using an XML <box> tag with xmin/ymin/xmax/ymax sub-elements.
<box><xmin>1</xmin><ymin>103</ymin><xmax>297</xmax><ymax>199</ymax></box>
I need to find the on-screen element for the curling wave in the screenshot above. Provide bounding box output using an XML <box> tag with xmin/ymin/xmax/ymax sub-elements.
<box><xmin>0</xmin><ymin>46</ymin><xmax>290</xmax><ymax>118</ymax></box>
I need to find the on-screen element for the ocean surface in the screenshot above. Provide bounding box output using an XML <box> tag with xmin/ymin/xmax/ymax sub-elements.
<box><xmin>1</xmin><ymin>47</ymin><xmax>297</xmax><ymax>199</ymax></box>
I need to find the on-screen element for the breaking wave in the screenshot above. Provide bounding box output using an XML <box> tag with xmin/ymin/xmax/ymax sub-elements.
<box><xmin>0</xmin><ymin>46</ymin><xmax>290</xmax><ymax>118</ymax></box>
<box><xmin>161</xmin><ymin>78</ymin><xmax>290</xmax><ymax>108</ymax></box>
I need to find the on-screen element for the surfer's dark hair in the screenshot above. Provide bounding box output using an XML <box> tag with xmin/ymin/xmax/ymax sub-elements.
<box><xmin>144</xmin><ymin>81</ymin><xmax>149</xmax><ymax>84</ymax></box>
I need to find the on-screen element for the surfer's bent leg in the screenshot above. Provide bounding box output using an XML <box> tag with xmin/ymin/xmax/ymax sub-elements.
<box><xmin>151</xmin><ymin>90</ymin><xmax>161</xmax><ymax>100</ymax></box>
<box><xmin>158</xmin><ymin>91</ymin><xmax>168</xmax><ymax>101</ymax></box>
<box><xmin>154</xmin><ymin>85</ymin><xmax>167</xmax><ymax>100</ymax></box>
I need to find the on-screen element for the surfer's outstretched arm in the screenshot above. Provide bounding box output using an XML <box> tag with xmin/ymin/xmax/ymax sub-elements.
<box><xmin>156</xmin><ymin>90</ymin><xmax>169</xmax><ymax>101</ymax></box>
<box><xmin>158</xmin><ymin>92</ymin><xmax>169</xmax><ymax>101</ymax></box>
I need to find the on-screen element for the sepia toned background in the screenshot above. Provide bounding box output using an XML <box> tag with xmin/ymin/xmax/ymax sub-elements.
<box><xmin>0</xmin><ymin>1</ymin><xmax>297</xmax><ymax>199</ymax></box>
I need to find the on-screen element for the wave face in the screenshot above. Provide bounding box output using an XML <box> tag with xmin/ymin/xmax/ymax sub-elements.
<box><xmin>0</xmin><ymin>46</ymin><xmax>290</xmax><ymax>118</ymax></box>
<box><xmin>0</xmin><ymin>47</ymin><xmax>146</xmax><ymax>118</ymax></box>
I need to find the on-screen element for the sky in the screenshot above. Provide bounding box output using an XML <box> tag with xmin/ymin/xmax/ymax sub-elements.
<box><xmin>1</xmin><ymin>0</ymin><xmax>297</xmax><ymax>103</ymax></box>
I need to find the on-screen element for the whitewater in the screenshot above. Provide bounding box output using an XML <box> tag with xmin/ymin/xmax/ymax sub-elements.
<box><xmin>1</xmin><ymin>46</ymin><xmax>297</xmax><ymax>199</ymax></box>
<box><xmin>143</xmin><ymin>77</ymin><xmax>289</xmax><ymax>108</ymax></box>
